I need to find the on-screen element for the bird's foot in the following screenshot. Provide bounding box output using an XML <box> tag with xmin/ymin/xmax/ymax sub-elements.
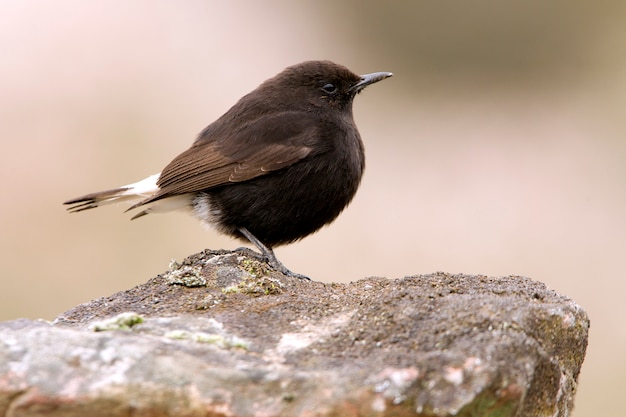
<box><xmin>265</xmin><ymin>257</ymin><xmax>311</xmax><ymax>281</ymax></box>
<box><xmin>238</xmin><ymin>227</ymin><xmax>311</xmax><ymax>280</ymax></box>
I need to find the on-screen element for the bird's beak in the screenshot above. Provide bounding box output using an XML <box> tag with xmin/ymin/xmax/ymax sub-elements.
<box><xmin>350</xmin><ymin>71</ymin><xmax>393</xmax><ymax>93</ymax></box>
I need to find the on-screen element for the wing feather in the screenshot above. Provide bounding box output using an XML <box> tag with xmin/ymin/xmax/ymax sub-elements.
<box><xmin>131</xmin><ymin>111</ymin><xmax>323</xmax><ymax>208</ymax></box>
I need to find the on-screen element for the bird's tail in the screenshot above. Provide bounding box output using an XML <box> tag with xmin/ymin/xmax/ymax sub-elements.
<box><xmin>63</xmin><ymin>174</ymin><xmax>161</xmax><ymax>214</ymax></box>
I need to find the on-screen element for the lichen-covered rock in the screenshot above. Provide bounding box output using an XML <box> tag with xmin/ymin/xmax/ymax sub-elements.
<box><xmin>0</xmin><ymin>249</ymin><xmax>589</xmax><ymax>416</ymax></box>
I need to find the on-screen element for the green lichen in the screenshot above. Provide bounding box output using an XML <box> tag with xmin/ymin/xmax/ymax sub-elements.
<box><xmin>90</xmin><ymin>312</ymin><xmax>144</xmax><ymax>332</ymax></box>
<box><xmin>164</xmin><ymin>259</ymin><xmax>207</xmax><ymax>287</ymax></box>
<box><xmin>450</xmin><ymin>384</ymin><xmax>520</xmax><ymax>417</ymax></box>
<box><xmin>222</xmin><ymin>285</ymin><xmax>241</xmax><ymax>294</ymax></box>
<box><xmin>225</xmin><ymin>274</ymin><xmax>285</xmax><ymax>296</ymax></box>
<box><xmin>218</xmin><ymin>259</ymin><xmax>285</xmax><ymax>296</ymax></box>
<box><xmin>241</xmin><ymin>258</ymin><xmax>270</xmax><ymax>278</ymax></box>
<box><xmin>163</xmin><ymin>330</ymin><xmax>189</xmax><ymax>340</ymax></box>
<box><xmin>164</xmin><ymin>330</ymin><xmax>249</xmax><ymax>350</ymax></box>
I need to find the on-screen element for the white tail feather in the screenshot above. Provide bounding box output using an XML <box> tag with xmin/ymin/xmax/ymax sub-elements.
<box><xmin>65</xmin><ymin>173</ymin><xmax>194</xmax><ymax>217</ymax></box>
<box><xmin>120</xmin><ymin>174</ymin><xmax>160</xmax><ymax>198</ymax></box>
<box><xmin>65</xmin><ymin>173</ymin><xmax>166</xmax><ymax>213</ymax></box>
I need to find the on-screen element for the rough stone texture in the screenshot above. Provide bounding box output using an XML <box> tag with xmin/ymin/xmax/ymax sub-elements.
<box><xmin>0</xmin><ymin>249</ymin><xmax>589</xmax><ymax>417</ymax></box>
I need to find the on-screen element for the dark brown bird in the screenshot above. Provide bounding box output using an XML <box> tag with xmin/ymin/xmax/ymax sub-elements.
<box><xmin>64</xmin><ymin>60</ymin><xmax>392</xmax><ymax>279</ymax></box>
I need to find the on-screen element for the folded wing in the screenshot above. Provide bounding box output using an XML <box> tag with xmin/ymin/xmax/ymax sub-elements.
<box><xmin>130</xmin><ymin>111</ymin><xmax>325</xmax><ymax>210</ymax></box>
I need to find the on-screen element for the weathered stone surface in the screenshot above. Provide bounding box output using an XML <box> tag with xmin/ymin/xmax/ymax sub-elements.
<box><xmin>0</xmin><ymin>249</ymin><xmax>589</xmax><ymax>416</ymax></box>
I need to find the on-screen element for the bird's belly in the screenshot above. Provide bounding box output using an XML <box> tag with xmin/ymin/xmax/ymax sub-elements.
<box><xmin>194</xmin><ymin>156</ymin><xmax>363</xmax><ymax>247</ymax></box>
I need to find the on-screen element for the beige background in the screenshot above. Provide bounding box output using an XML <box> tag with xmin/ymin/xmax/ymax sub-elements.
<box><xmin>1</xmin><ymin>1</ymin><xmax>624</xmax><ymax>416</ymax></box>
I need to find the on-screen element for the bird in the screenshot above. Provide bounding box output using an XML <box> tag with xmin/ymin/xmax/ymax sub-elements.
<box><xmin>64</xmin><ymin>60</ymin><xmax>392</xmax><ymax>279</ymax></box>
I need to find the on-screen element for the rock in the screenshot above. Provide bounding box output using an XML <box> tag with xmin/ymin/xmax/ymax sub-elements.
<box><xmin>0</xmin><ymin>249</ymin><xmax>589</xmax><ymax>417</ymax></box>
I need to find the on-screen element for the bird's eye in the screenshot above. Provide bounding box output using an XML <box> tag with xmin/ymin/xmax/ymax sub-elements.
<box><xmin>321</xmin><ymin>83</ymin><xmax>338</xmax><ymax>94</ymax></box>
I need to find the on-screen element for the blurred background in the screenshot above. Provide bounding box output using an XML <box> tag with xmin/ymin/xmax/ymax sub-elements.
<box><xmin>1</xmin><ymin>1</ymin><xmax>624</xmax><ymax>415</ymax></box>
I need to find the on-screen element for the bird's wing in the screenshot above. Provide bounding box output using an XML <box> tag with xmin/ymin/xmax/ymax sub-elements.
<box><xmin>133</xmin><ymin>111</ymin><xmax>326</xmax><ymax>207</ymax></box>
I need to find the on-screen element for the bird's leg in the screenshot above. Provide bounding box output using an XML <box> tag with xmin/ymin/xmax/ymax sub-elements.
<box><xmin>238</xmin><ymin>227</ymin><xmax>310</xmax><ymax>280</ymax></box>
